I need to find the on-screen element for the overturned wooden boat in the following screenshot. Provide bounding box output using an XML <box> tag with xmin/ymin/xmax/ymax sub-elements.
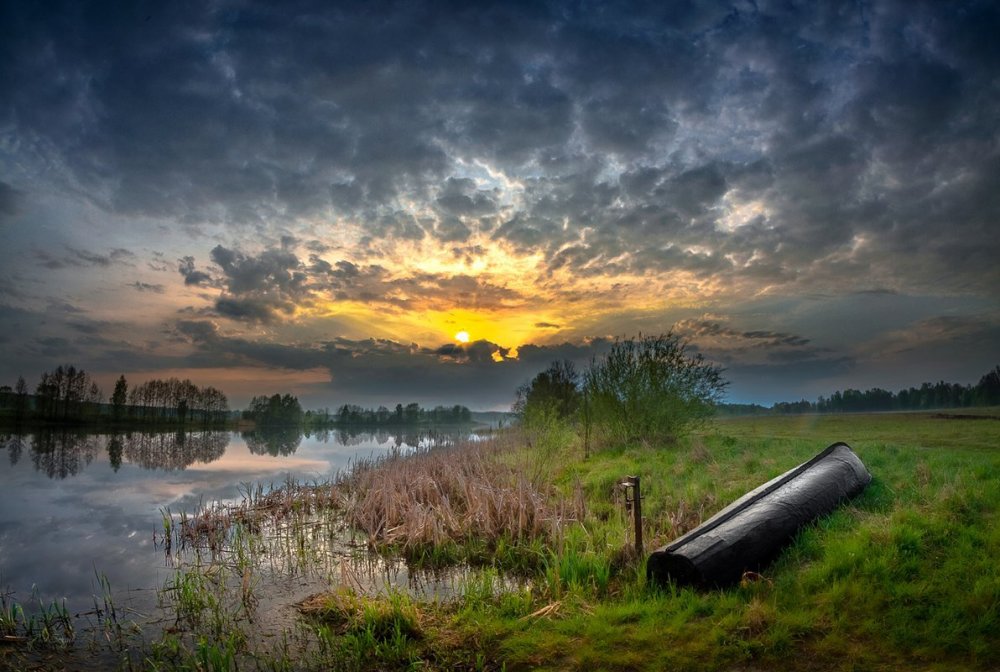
<box><xmin>647</xmin><ymin>442</ymin><xmax>871</xmax><ymax>588</ymax></box>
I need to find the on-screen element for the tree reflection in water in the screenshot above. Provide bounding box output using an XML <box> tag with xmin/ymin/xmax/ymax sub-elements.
<box><xmin>23</xmin><ymin>432</ymin><xmax>102</xmax><ymax>479</ymax></box>
<box><xmin>3</xmin><ymin>433</ymin><xmax>26</xmax><ymax>467</ymax></box>
<box><xmin>121</xmin><ymin>430</ymin><xmax>229</xmax><ymax>470</ymax></box>
<box><xmin>1</xmin><ymin>426</ymin><xmax>471</xmax><ymax>479</ymax></box>
<box><xmin>242</xmin><ymin>427</ymin><xmax>302</xmax><ymax>456</ymax></box>
<box><xmin>1</xmin><ymin>430</ymin><xmax>231</xmax><ymax>478</ymax></box>
<box><xmin>332</xmin><ymin>426</ymin><xmax>465</xmax><ymax>450</ymax></box>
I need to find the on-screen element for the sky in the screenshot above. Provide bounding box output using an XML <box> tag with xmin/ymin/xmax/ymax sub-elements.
<box><xmin>1</xmin><ymin>0</ymin><xmax>998</xmax><ymax>410</ymax></box>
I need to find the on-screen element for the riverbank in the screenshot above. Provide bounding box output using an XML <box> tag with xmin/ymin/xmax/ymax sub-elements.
<box><xmin>3</xmin><ymin>411</ymin><xmax>997</xmax><ymax>670</ymax></box>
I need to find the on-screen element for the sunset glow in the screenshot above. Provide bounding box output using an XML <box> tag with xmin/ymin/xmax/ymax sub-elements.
<box><xmin>0</xmin><ymin>2</ymin><xmax>996</xmax><ymax>410</ymax></box>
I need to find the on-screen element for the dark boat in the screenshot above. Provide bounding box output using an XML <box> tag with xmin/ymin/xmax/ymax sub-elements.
<box><xmin>646</xmin><ymin>442</ymin><xmax>872</xmax><ymax>588</ymax></box>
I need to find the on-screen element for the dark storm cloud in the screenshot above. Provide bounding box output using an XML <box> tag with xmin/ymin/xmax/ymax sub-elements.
<box><xmin>4</xmin><ymin>0</ymin><xmax>998</xmax><ymax>293</ymax></box>
<box><xmin>181</xmin><ymin>240</ymin><xmax>527</xmax><ymax>322</ymax></box>
<box><xmin>205</xmin><ymin>244</ymin><xmax>310</xmax><ymax>322</ymax></box>
<box><xmin>35</xmin><ymin>247</ymin><xmax>136</xmax><ymax>270</ymax></box>
<box><xmin>178</xmin><ymin>256</ymin><xmax>216</xmax><ymax>287</ymax></box>
<box><xmin>176</xmin><ymin>319</ymin><xmax>219</xmax><ymax>343</ymax></box>
<box><xmin>0</xmin><ymin>181</ymin><xmax>23</xmax><ymax>224</ymax></box>
<box><xmin>677</xmin><ymin>320</ymin><xmax>811</xmax><ymax>348</ymax></box>
<box><xmin>214</xmin><ymin>296</ymin><xmax>287</xmax><ymax>323</ymax></box>
<box><xmin>434</xmin><ymin>178</ymin><xmax>500</xmax><ymax>219</ymax></box>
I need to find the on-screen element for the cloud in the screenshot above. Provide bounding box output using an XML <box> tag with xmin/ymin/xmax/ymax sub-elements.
<box><xmin>179</xmin><ymin>239</ymin><xmax>532</xmax><ymax>324</ymax></box>
<box><xmin>130</xmin><ymin>281</ymin><xmax>165</xmax><ymax>293</ymax></box>
<box><xmin>860</xmin><ymin>315</ymin><xmax>1000</xmax><ymax>360</ymax></box>
<box><xmin>215</xmin><ymin>296</ymin><xmax>290</xmax><ymax>323</ymax></box>
<box><xmin>0</xmin><ymin>181</ymin><xmax>23</xmax><ymax>224</ymax></box>
<box><xmin>1</xmin><ymin>1</ymin><xmax>998</xmax><ymax>405</ymax></box>
<box><xmin>205</xmin><ymin>244</ymin><xmax>310</xmax><ymax>322</ymax></box>
<box><xmin>4</xmin><ymin>1</ymin><xmax>998</xmax><ymax>296</ymax></box>
<box><xmin>166</xmin><ymin>319</ymin><xmax>617</xmax><ymax>408</ymax></box>
<box><xmin>176</xmin><ymin>319</ymin><xmax>219</xmax><ymax>343</ymax></box>
<box><xmin>675</xmin><ymin>319</ymin><xmax>814</xmax><ymax>356</ymax></box>
<box><xmin>35</xmin><ymin>247</ymin><xmax>136</xmax><ymax>270</ymax></box>
<box><xmin>178</xmin><ymin>256</ymin><xmax>215</xmax><ymax>286</ymax></box>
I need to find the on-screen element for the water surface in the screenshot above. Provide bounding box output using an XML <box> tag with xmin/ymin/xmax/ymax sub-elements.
<box><xmin>0</xmin><ymin>427</ymin><xmax>462</xmax><ymax>615</ymax></box>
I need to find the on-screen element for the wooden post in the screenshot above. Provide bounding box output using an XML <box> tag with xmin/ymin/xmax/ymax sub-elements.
<box><xmin>632</xmin><ymin>475</ymin><xmax>643</xmax><ymax>556</ymax></box>
<box><xmin>621</xmin><ymin>475</ymin><xmax>643</xmax><ymax>556</ymax></box>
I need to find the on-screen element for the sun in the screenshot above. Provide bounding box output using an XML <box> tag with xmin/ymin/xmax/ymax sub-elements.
<box><xmin>455</xmin><ymin>330</ymin><xmax>470</xmax><ymax>343</ymax></box>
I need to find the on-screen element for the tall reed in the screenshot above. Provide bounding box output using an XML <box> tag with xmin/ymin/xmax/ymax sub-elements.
<box><xmin>336</xmin><ymin>434</ymin><xmax>585</xmax><ymax>564</ymax></box>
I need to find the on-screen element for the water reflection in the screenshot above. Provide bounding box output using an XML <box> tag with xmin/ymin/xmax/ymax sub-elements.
<box><xmin>243</xmin><ymin>427</ymin><xmax>302</xmax><ymax>456</ymax></box>
<box><xmin>2</xmin><ymin>430</ymin><xmax>231</xmax><ymax>477</ymax></box>
<box><xmin>5</xmin><ymin>432</ymin><xmax>24</xmax><ymax>466</ymax></box>
<box><xmin>1</xmin><ymin>426</ymin><xmax>473</xmax><ymax>479</ymax></box>
<box><xmin>2</xmin><ymin>431</ymin><xmax>103</xmax><ymax>479</ymax></box>
<box><xmin>122</xmin><ymin>431</ymin><xmax>230</xmax><ymax>470</ymax></box>
<box><xmin>0</xmin><ymin>426</ymin><xmax>478</xmax><ymax>618</ymax></box>
<box><xmin>329</xmin><ymin>426</ymin><xmax>462</xmax><ymax>449</ymax></box>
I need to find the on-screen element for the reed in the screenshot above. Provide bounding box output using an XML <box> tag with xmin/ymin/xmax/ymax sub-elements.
<box><xmin>176</xmin><ymin>433</ymin><xmax>586</xmax><ymax>573</ymax></box>
<box><xmin>335</xmin><ymin>435</ymin><xmax>585</xmax><ymax>565</ymax></box>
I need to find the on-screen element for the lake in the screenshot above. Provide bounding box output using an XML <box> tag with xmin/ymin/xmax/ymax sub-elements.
<box><xmin>0</xmin><ymin>427</ymin><xmax>469</xmax><ymax>620</ymax></box>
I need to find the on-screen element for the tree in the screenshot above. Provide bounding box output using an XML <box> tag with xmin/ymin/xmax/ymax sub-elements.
<box><xmin>86</xmin><ymin>381</ymin><xmax>102</xmax><ymax>417</ymax></box>
<box><xmin>247</xmin><ymin>393</ymin><xmax>303</xmax><ymax>427</ymax></box>
<box><xmin>35</xmin><ymin>372</ymin><xmax>58</xmax><ymax>419</ymax></box>
<box><xmin>974</xmin><ymin>365</ymin><xmax>1000</xmax><ymax>406</ymax></box>
<box><xmin>584</xmin><ymin>333</ymin><xmax>727</xmax><ymax>445</ymax></box>
<box><xmin>111</xmin><ymin>375</ymin><xmax>128</xmax><ymax>420</ymax></box>
<box><xmin>32</xmin><ymin>364</ymin><xmax>99</xmax><ymax>422</ymax></box>
<box><xmin>514</xmin><ymin>360</ymin><xmax>581</xmax><ymax>421</ymax></box>
<box><xmin>13</xmin><ymin>376</ymin><xmax>28</xmax><ymax>424</ymax></box>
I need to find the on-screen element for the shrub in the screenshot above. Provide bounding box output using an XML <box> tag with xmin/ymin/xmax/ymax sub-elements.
<box><xmin>513</xmin><ymin>360</ymin><xmax>582</xmax><ymax>421</ymax></box>
<box><xmin>583</xmin><ymin>332</ymin><xmax>726</xmax><ymax>446</ymax></box>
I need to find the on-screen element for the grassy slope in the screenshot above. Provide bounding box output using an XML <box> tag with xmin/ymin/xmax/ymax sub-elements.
<box><xmin>444</xmin><ymin>412</ymin><xmax>1000</xmax><ymax>671</ymax></box>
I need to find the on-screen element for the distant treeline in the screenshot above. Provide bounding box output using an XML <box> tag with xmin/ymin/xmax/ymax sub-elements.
<box><xmin>2</xmin><ymin>366</ymin><xmax>475</xmax><ymax>432</ymax></box>
<box><xmin>0</xmin><ymin>365</ymin><xmax>230</xmax><ymax>426</ymax></box>
<box><xmin>333</xmin><ymin>402</ymin><xmax>473</xmax><ymax>426</ymax></box>
<box><xmin>241</xmin><ymin>393</ymin><xmax>473</xmax><ymax>429</ymax></box>
<box><xmin>719</xmin><ymin>365</ymin><xmax>1000</xmax><ymax>415</ymax></box>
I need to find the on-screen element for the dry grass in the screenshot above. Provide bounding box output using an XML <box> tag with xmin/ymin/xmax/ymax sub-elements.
<box><xmin>178</xmin><ymin>432</ymin><xmax>585</xmax><ymax>562</ymax></box>
<box><xmin>170</xmin><ymin>481</ymin><xmax>341</xmax><ymax>553</ymax></box>
<box><xmin>339</xmin><ymin>433</ymin><xmax>585</xmax><ymax>554</ymax></box>
<box><xmin>655</xmin><ymin>494</ymin><xmax>718</xmax><ymax>542</ymax></box>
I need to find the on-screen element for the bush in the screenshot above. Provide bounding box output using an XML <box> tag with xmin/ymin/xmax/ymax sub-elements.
<box><xmin>513</xmin><ymin>360</ymin><xmax>581</xmax><ymax>421</ymax></box>
<box><xmin>583</xmin><ymin>333</ymin><xmax>726</xmax><ymax>446</ymax></box>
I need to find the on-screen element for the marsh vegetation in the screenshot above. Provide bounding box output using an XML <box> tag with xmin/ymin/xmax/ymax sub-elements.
<box><xmin>3</xmin><ymin>410</ymin><xmax>997</xmax><ymax>671</ymax></box>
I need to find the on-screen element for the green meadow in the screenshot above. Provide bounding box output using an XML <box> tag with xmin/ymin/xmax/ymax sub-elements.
<box><xmin>294</xmin><ymin>411</ymin><xmax>1000</xmax><ymax>671</ymax></box>
<box><xmin>3</xmin><ymin>411</ymin><xmax>998</xmax><ymax>671</ymax></box>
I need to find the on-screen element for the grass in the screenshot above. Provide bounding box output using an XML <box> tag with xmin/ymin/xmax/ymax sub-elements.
<box><xmin>293</xmin><ymin>411</ymin><xmax>1000</xmax><ymax>670</ymax></box>
<box><xmin>338</xmin><ymin>436</ymin><xmax>585</xmax><ymax>570</ymax></box>
<box><xmin>5</xmin><ymin>410</ymin><xmax>997</xmax><ymax>670</ymax></box>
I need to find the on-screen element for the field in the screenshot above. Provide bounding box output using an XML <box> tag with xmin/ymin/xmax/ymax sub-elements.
<box><xmin>295</xmin><ymin>411</ymin><xmax>1000</xmax><ymax>671</ymax></box>
<box><xmin>474</xmin><ymin>411</ymin><xmax>1000</xmax><ymax>671</ymax></box>
<box><xmin>3</xmin><ymin>411</ymin><xmax>998</xmax><ymax>671</ymax></box>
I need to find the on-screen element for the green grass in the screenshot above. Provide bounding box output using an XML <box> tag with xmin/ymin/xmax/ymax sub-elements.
<box><xmin>298</xmin><ymin>411</ymin><xmax>999</xmax><ymax>670</ymax></box>
<box><xmin>16</xmin><ymin>411</ymin><xmax>992</xmax><ymax>671</ymax></box>
<box><xmin>462</xmin><ymin>412</ymin><xmax>1000</xmax><ymax>671</ymax></box>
